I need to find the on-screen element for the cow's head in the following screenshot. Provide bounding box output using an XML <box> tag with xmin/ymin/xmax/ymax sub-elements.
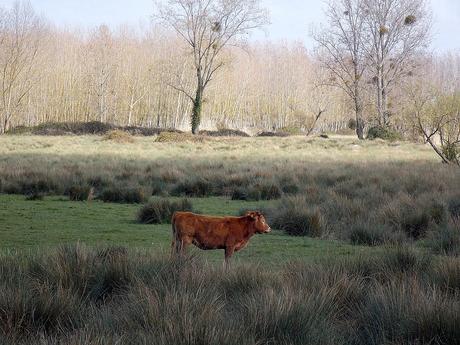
<box><xmin>246</xmin><ymin>211</ymin><xmax>271</xmax><ymax>233</ymax></box>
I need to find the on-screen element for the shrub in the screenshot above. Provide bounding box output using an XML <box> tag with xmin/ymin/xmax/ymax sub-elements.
<box><xmin>30</xmin><ymin>121</ymin><xmax>114</xmax><ymax>135</ymax></box>
<box><xmin>67</xmin><ymin>185</ymin><xmax>92</xmax><ymax>201</ymax></box>
<box><xmin>246</xmin><ymin>183</ymin><xmax>282</xmax><ymax>201</ymax></box>
<box><xmin>381</xmin><ymin>197</ymin><xmax>434</xmax><ymax>239</ymax></box>
<box><xmin>271</xmin><ymin>197</ymin><xmax>324</xmax><ymax>237</ymax></box>
<box><xmin>429</xmin><ymin>257</ymin><xmax>460</xmax><ymax>293</ymax></box>
<box><xmin>355</xmin><ymin>278</ymin><xmax>460</xmax><ymax>345</ymax></box>
<box><xmin>280</xmin><ymin>184</ymin><xmax>298</xmax><ymax>195</ymax></box>
<box><xmin>100</xmin><ymin>186</ymin><xmax>148</xmax><ymax>204</ymax></box>
<box><xmin>137</xmin><ymin>199</ymin><xmax>193</xmax><ymax>224</ymax></box>
<box><xmin>25</xmin><ymin>192</ymin><xmax>45</xmax><ymax>201</ymax></box>
<box><xmin>448</xmin><ymin>194</ymin><xmax>460</xmax><ymax>219</ymax></box>
<box><xmin>348</xmin><ymin>118</ymin><xmax>357</xmax><ymax>130</ymax></box>
<box><xmin>18</xmin><ymin>179</ymin><xmax>57</xmax><ymax>196</ymax></box>
<box><xmin>0</xmin><ymin>285</ymin><xmax>81</xmax><ymax>338</ymax></box>
<box><xmin>257</xmin><ymin>131</ymin><xmax>290</xmax><ymax>137</ymax></box>
<box><xmin>155</xmin><ymin>132</ymin><xmax>205</xmax><ymax>143</ymax></box>
<box><xmin>103</xmin><ymin>130</ymin><xmax>134</xmax><ymax>143</ymax></box>
<box><xmin>231</xmin><ymin>188</ymin><xmax>249</xmax><ymax>201</ymax></box>
<box><xmin>199</xmin><ymin>129</ymin><xmax>250</xmax><ymax>137</ymax></box>
<box><xmin>428</xmin><ymin>219</ymin><xmax>460</xmax><ymax>256</ymax></box>
<box><xmin>401</xmin><ymin>210</ymin><xmax>430</xmax><ymax>239</ymax></box>
<box><xmin>151</xmin><ymin>179</ymin><xmax>168</xmax><ymax>196</ymax></box>
<box><xmin>367</xmin><ymin>126</ymin><xmax>402</xmax><ymax>141</ymax></box>
<box><xmin>349</xmin><ymin>223</ymin><xmax>386</xmax><ymax>246</ymax></box>
<box><xmin>427</xmin><ymin>200</ymin><xmax>448</xmax><ymax>225</ymax></box>
<box><xmin>383</xmin><ymin>246</ymin><xmax>432</xmax><ymax>274</ymax></box>
<box><xmin>171</xmin><ymin>179</ymin><xmax>213</xmax><ymax>197</ymax></box>
<box><xmin>122</xmin><ymin>126</ymin><xmax>181</xmax><ymax>136</ymax></box>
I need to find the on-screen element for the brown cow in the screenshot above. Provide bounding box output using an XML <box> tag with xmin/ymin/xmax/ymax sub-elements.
<box><xmin>171</xmin><ymin>211</ymin><xmax>271</xmax><ymax>265</ymax></box>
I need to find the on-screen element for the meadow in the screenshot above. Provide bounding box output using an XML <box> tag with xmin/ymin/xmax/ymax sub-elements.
<box><xmin>0</xmin><ymin>132</ymin><xmax>460</xmax><ymax>344</ymax></box>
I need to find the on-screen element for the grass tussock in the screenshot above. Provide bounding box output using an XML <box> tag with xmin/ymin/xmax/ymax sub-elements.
<box><xmin>155</xmin><ymin>132</ymin><xmax>206</xmax><ymax>143</ymax></box>
<box><xmin>1</xmin><ymin>135</ymin><xmax>459</xmax><ymax>247</ymax></box>
<box><xmin>100</xmin><ymin>186</ymin><xmax>149</xmax><ymax>204</ymax></box>
<box><xmin>103</xmin><ymin>130</ymin><xmax>135</xmax><ymax>143</ymax></box>
<box><xmin>137</xmin><ymin>198</ymin><xmax>193</xmax><ymax>224</ymax></box>
<box><xmin>199</xmin><ymin>128</ymin><xmax>250</xmax><ymax>137</ymax></box>
<box><xmin>0</xmin><ymin>245</ymin><xmax>459</xmax><ymax>345</ymax></box>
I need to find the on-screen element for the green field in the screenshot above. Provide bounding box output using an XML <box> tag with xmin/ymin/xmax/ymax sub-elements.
<box><xmin>0</xmin><ymin>194</ymin><xmax>375</xmax><ymax>264</ymax></box>
<box><xmin>1</xmin><ymin>134</ymin><xmax>459</xmax><ymax>345</ymax></box>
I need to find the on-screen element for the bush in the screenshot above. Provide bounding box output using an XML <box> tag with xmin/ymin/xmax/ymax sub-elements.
<box><xmin>401</xmin><ymin>210</ymin><xmax>430</xmax><ymax>239</ymax></box>
<box><xmin>270</xmin><ymin>196</ymin><xmax>324</xmax><ymax>237</ymax></box>
<box><xmin>448</xmin><ymin>194</ymin><xmax>460</xmax><ymax>219</ymax></box>
<box><xmin>100</xmin><ymin>186</ymin><xmax>148</xmax><ymax>204</ymax></box>
<box><xmin>171</xmin><ymin>179</ymin><xmax>213</xmax><ymax>197</ymax></box>
<box><xmin>257</xmin><ymin>131</ymin><xmax>290</xmax><ymax>137</ymax></box>
<box><xmin>247</xmin><ymin>183</ymin><xmax>282</xmax><ymax>201</ymax></box>
<box><xmin>355</xmin><ymin>278</ymin><xmax>460</xmax><ymax>345</ymax></box>
<box><xmin>383</xmin><ymin>246</ymin><xmax>432</xmax><ymax>274</ymax></box>
<box><xmin>367</xmin><ymin>126</ymin><xmax>402</xmax><ymax>141</ymax></box>
<box><xmin>25</xmin><ymin>191</ymin><xmax>45</xmax><ymax>201</ymax></box>
<box><xmin>137</xmin><ymin>199</ymin><xmax>193</xmax><ymax>224</ymax></box>
<box><xmin>103</xmin><ymin>130</ymin><xmax>134</xmax><ymax>143</ymax></box>
<box><xmin>17</xmin><ymin>179</ymin><xmax>57</xmax><ymax>196</ymax></box>
<box><xmin>231</xmin><ymin>188</ymin><xmax>249</xmax><ymax>201</ymax></box>
<box><xmin>155</xmin><ymin>132</ymin><xmax>206</xmax><ymax>143</ymax></box>
<box><xmin>348</xmin><ymin>118</ymin><xmax>357</xmax><ymax>130</ymax></box>
<box><xmin>7</xmin><ymin>122</ymin><xmax>183</xmax><ymax>137</ymax></box>
<box><xmin>199</xmin><ymin>129</ymin><xmax>250</xmax><ymax>137</ymax></box>
<box><xmin>122</xmin><ymin>126</ymin><xmax>181</xmax><ymax>136</ymax></box>
<box><xmin>67</xmin><ymin>185</ymin><xmax>92</xmax><ymax>201</ymax></box>
<box><xmin>32</xmin><ymin>121</ymin><xmax>114</xmax><ymax>135</ymax></box>
<box><xmin>381</xmin><ymin>197</ymin><xmax>436</xmax><ymax>239</ymax></box>
<box><xmin>349</xmin><ymin>224</ymin><xmax>386</xmax><ymax>246</ymax></box>
<box><xmin>428</xmin><ymin>219</ymin><xmax>460</xmax><ymax>256</ymax></box>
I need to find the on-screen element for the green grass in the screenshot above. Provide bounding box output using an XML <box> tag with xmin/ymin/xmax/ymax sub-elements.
<box><xmin>0</xmin><ymin>194</ymin><xmax>374</xmax><ymax>263</ymax></box>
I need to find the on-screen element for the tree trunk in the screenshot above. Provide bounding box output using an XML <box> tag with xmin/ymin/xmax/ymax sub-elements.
<box><xmin>377</xmin><ymin>69</ymin><xmax>384</xmax><ymax>126</ymax></box>
<box><xmin>355</xmin><ymin>103</ymin><xmax>365</xmax><ymax>140</ymax></box>
<box><xmin>191</xmin><ymin>86</ymin><xmax>203</xmax><ymax>135</ymax></box>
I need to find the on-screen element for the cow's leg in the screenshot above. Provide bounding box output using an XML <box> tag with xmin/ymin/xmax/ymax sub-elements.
<box><xmin>170</xmin><ymin>238</ymin><xmax>176</xmax><ymax>258</ymax></box>
<box><xmin>224</xmin><ymin>246</ymin><xmax>235</xmax><ymax>269</ymax></box>
<box><xmin>177</xmin><ymin>237</ymin><xmax>192</xmax><ymax>257</ymax></box>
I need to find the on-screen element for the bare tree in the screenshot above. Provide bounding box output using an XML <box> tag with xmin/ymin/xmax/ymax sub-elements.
<box><xmin>408</xmin><ymin>80</ymin><xmax>460</xmax><ymax>166</ymax></box>
<box><xmin>86</xmin><ymin>25</ymin><xmax>117</xmax><ymax>123</ymax></box>
<box><xmin>312</xmin><ymin>0</ymin><xmax>367</xmax><ymax>139</ymax></box>
<box><xmin>156</xmin><ymin>0</ymin><xmax>268</xmax><ymax>134</ymax></box>
<box><xmin>362</xmin><ymin>0</ymin><xmax>431</xmax><ymax>126</ymax></box>
<box><xmin>0</xmin><ymin>1</ymin><xmax>44</xmax><ymax>133</ymax></box>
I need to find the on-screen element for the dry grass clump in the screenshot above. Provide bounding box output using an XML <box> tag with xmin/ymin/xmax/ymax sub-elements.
<box><xmin>137</xmin><ymin>198</ymin><xmax>193</xmax><ymax>224</ymax></box>
<box><xmin>155</xmin><ymin>132</ymin><xmax>206</xmax><ymax>143</ymax></box>
<box><xmin>103</xmin><ymin>130</ymin><xmax>135</xmax><ymax>143</ymax></box>
<box><xmin>67</xmin><ymin>185</ymin><xmax>93</xmax><ymax>201</ymax></box>
<box><xmin>100</xmin><ymin>186</ymin><xmax>149</xmax><ymax>204</ymax></box>
<box><xmin>0</xmin><ymin>245</ymin><xmax>459</xmax><ymax>345</ymax></box>
<box><xmin>200</xmin><ymin>128</ymin><xmax>249</xmax><ymax>137</ymax></box>
<box><xmin>428</xmin><ymin>218</ymin><xmax>460</xmax><ymax>256</ymax></box>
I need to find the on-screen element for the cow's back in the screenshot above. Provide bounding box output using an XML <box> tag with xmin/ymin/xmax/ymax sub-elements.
<box><xmin>172</xmin><ymin>212</ymin><xmax>242</xmax><ymax>249</ymax></box>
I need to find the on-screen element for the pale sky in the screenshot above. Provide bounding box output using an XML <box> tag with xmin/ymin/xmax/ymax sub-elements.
<box><xmin>0</xmin><ymin>0</ymin><xmax>458</xmax><ymax>52</ymax></box>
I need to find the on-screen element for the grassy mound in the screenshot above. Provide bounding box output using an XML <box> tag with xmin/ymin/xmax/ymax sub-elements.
<box><xmin>103</xmin><ymin>130</ymin><xmax>135</xmax><ymax>143</ymax></box>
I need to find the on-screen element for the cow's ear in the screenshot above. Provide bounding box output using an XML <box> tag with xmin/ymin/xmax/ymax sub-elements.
<box><xmin>247</xmin><ymin>211</ymin><xmax>257</xmax><ymax>220</ymax></box>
